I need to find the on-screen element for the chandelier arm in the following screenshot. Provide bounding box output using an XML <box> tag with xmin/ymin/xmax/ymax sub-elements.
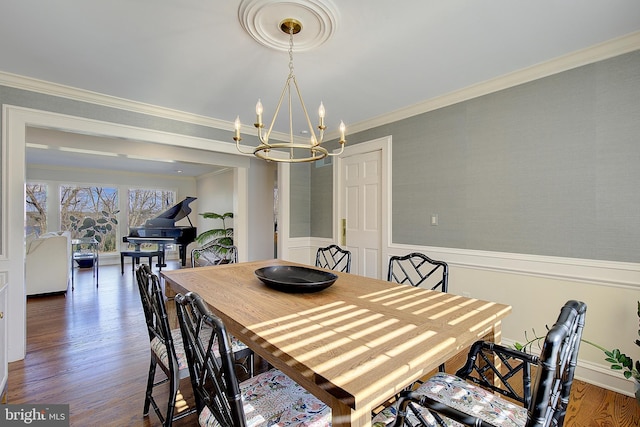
<box><xmin>288</xmin><ymin>80</ymin><xmax>295</xmax><ymax>159</ymax></box>
<box><xmin>291</xmin><ymin>76</ymin><xmax>321</xmax><ymax>146</ymax></box>
<box><xmin>262</xmin><ymin>74</ymin><xmax>295</xmax><ymax>146</ymax></box>
<box><xmin>235</xmin><ymin>139</ymin><xmax>258</xmax><ymax>155</ymax></box>
<box><xmin>327</xmin><ymin>143</ymin><xmax>345</xmax><ymax>157</ymax></box>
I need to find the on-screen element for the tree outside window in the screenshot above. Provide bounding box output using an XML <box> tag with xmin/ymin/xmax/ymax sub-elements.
<box><xmin>128</xmin><ymin>189</ymin><xmax>175</xmax><ymax>227</ymax></box>
<box><xmin>127</xmin><ymin>189</ymin><xmax>175</xmax><ymax>251</ymax></box>
<box><xmin>26</xmin><ymin>183</ymin><xmax>47</xmax><ymax>235</ymax></box>
<box><xmin>60</xmin><ymin>186</ymin><xmax>119</xmax><ymax>252</ymax></box>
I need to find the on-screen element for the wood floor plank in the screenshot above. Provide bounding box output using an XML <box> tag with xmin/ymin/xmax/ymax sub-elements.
<box><xmin>7</xmin><ymin>261</ymin><xmax>640</xmax><ymax>426</ymax></box>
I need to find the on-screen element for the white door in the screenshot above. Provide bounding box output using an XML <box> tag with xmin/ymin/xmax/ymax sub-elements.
<box><xmin>337</xmin><ymin>141</ymin><xmax>387</xmax><ymax>278</ymax></box>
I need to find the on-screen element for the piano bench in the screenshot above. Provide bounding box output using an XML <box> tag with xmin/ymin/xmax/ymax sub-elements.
<box><xmin>120</xmin><ymin>250</ymin><xmax>164</xmax><ymax>274</ymax></box>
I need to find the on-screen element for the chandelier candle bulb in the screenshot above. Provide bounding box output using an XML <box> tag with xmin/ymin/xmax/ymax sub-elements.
<box><xmin>255</xmin><ymin>99</ymin><xmax>263</xmax><ymax>127</ymax></box>
<box><xmin>318</xmin><ymin>102</ymin><xmax>326</xmax><ymax>129</ymax></box>
<box><xmin>339</xmin><ymin>121</ymin><xmax>346</xmax><ymax>143</ymax></box>
<box><xmin>234</xmin><ymin>116</ymin><xmax>242</xmax><ymax>141</ymax></box>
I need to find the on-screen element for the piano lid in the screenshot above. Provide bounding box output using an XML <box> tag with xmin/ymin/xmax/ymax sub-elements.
<box><xmin>155</xmin><ymin>196</ymin><xmax>197</xmax><ymax>223</ymax></box>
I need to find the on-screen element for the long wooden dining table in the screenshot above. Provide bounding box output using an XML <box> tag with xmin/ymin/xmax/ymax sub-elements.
<box><xmin>161</xmin><ymin>259</ymin><xmax>512</xmax><ymax>427</ymax></box>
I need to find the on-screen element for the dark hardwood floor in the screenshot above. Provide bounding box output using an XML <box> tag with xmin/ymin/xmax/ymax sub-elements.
<box><xmin>7</xmin><ymin>261</ymin><xmax>640</xmax><ymax>426</ymax></box>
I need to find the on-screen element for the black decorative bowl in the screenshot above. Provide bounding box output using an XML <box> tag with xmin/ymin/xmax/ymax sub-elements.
<box><xmin>254</xmin><ymin>265</ymin><xmax>338</xmax><ymax>293</ymax></box>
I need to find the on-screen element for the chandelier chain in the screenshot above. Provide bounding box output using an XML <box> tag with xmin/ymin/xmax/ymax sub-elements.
<box><xmin>288</xmin><ymin>27</ymin><xmax>294</xmax><ymax>77</ymax></box>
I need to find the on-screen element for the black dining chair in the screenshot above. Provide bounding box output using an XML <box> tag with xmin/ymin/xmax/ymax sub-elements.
<box><xmin>372</xmin><ymin>300</ymin><xmax>587</xmax><ymax>427</ymax></box>
<box><xmin>315</xmin><ymin>244</ymin><xmax>352</xmax><ymax>273</ymax></box>
<box><xmin>135</xmin><ymin>265</ymin><xmax>252</xmax><ymax>426</ymax></box>
<box><xmin>387</xmin><ymin>252</ymin><xmax>448</xmax><ymax>292</ymax></box>
<box><xmin>135</xmin><ymin>264</ymin><xmax>195</xmax><ymax>426</ymax></box>
<box><xmin>175</xmin><ymin>291</ymin><xmax>331</xmax><ymax>426</ymax></box>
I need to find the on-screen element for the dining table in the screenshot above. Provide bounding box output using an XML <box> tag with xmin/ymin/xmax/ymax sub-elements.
<box><xmin>161</xmin><ymin>259</ymin><xmax>512</xmax><ymax>427</ymax></box>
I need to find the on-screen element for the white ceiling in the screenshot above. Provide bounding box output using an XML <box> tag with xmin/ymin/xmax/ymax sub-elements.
<box><xmin>2</xmin><ymin>0</ymin><xmax>640</xmax><ymax>176</ymax></box>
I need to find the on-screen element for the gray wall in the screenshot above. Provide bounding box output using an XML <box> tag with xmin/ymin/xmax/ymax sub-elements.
<box><xmin>309</xmin><ymin>50</ymin><xmax>640</xmax><ymax>263</ymax></box>
<box><xmin>310</xmin><ymin>160</ymin><xmax>334</xmax><ymax>238</ymax></box>
<box><xmin>289</xmin><ymin>163</ymin><xmax>311</xmax><ymax>237</ymax></box>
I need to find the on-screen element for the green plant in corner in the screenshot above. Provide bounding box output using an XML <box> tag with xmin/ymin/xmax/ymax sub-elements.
<box><xmin>194</xmin><ymin>211</ymin><xmax>234</xmax><ymax>262</ymax></box>
<box><xmin>515</xmin><ymin>301</ymin><xmax>640</xmax><ymax>382</ymax></box>
<box><xmin>196</xmin><ymin>211</ymin><xmax>233</xmax><ymax>245</ymax></box>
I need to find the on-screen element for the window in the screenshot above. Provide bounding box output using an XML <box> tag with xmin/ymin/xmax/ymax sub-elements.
<box><xmin>26</xmin><ymin>182</ymin><xmax>47</xmax><ymax>235</ymax></box>
<box><xmin>128</xmin><ymin>189</ymin><xmax>175</xmax><ymax>227</ymax></box>
<box><xmin>128</xmin><ymin>189</ymin><xmax>176</xmax><ymax>251</ymax></box>
<box><xmin>60</xmin><ymin>185</ymin><xmax>119</xmax><ymax>252</ymax></box>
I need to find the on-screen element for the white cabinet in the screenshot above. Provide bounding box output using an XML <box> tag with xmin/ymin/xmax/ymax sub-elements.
<box><xmin>0</xmin><ymin>282</ymin><xmax>7</xmax><ymax>403</ymax></box>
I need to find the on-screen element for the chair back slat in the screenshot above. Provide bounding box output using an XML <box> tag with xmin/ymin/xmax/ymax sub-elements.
<box><xmin>175</xmin><ymin>292</ymin><xmax>246</xmax><ymax>427</ymax></box>
<box><xmin>315</xmin><ymin>244</ymin><xmax>352</xmax><ymax>273</ymax></box>
<box><xmin>387</xmin><ymin>252</ymin><xmax>448</xmax><ymax>292</ymax></box>
<box><xmin>529</xmin><ymin>300</ymin><xmax>587</xmax><ymax>426</ymax></box>
<box><xmin>456</xmin><ymin>341</ymin><xmax>539</xmax><ymax>405</ymax></box>
<box><xmin>135</xmin><ymin>264</ymin><xmax>179</xmax><ymax>373</ymax></box>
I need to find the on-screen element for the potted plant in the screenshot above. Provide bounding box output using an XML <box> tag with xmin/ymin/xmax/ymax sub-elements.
<box><xmin>516</xmin><ymin>301</ymin><xmax>640</xmax><ymax>404</ymax></box>
<box><xmin>193</xmin><ymin>211</ymin><xmax>234</xmax><ymax>263</ymax></box>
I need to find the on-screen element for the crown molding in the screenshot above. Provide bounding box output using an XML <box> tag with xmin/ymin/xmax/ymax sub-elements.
<box><xmin>0</xmin><ymin>71</ymin><xmax>232</xmax><ymax>129</ymax></box>
<box><xmin>348</xmin><ymin>30</ymin><xmax>640</xmax><ymax>135</ymax></box>
<box><xmin>0</xmin><ymin>70</ymin><xmax>295</xmax><ymax>143</ymax></box>
<box><xmin>1</xmin><ymin>31</ymin><xmax>638</xmax><ymax>139</ymax></box>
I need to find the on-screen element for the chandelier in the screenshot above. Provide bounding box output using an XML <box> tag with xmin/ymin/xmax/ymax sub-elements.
<box><xmin>234</xmin><ymin>18</ymin><xmax>346</xmax><ymax>163</ymax></box>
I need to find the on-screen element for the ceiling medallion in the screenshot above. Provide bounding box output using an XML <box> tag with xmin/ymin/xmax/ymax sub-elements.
<box><xmin>238</xmin><ymin>0</ymin><xmax>338</xmax><ymax>52</ymax></box>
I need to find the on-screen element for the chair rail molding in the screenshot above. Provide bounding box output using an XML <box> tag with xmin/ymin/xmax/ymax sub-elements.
<box><xmin>387</xmin><ymin>244</ymin><xmax>639</xmax><ymax>290</ymax></box>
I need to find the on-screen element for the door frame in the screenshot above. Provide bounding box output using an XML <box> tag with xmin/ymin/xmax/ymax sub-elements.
<box><xmin>333</xmin><ymin>135</ymin><xmax>392</xmax><ymax>279</ymax></box>
<box><xmin>3</xmin><ymin>105</ymin><xmax>253</xmax><ymax>362</ymax></box>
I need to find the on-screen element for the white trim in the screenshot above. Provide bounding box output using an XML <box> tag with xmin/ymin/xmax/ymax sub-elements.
<box><xmin>347</xmin><ymin>31</ymin><xmax>640</xmax><ymax>134</ymax></box>
<box><xmin>0</xmin><ymin>105</ymin><xmax>6</xmax><ymax>260</ymax></box>
<box><xmin>3</xmin><ymin>105</ymin><xmax>253</xmax><ymax>362</ymax></box>
<box><xmin>282</xmin><ymin>237</ymin><xmax>314</xmax><ymax>264</ymax></box>
<box><xmin>0</xmin><ymin>71</ymin><xmax>294</xmax><ymax>143</ymax></box>
<box><xmin>387</xmin><ymin>244</ymin><xmax>640</xmax><ymax>289</ymax></box>
<box><xmin>2</xmin><ymin>105</ymin><xmax>28</xmax><ymax>361</ymax></box>
<box><xmin>285</xmin><ymin>240</ymin><xmax>639</xmax><ymax>292</ymax></box>
<box><xmin>234</xmin><ymin>167</ymin><xmax>249</xmax><ymax>263</ymax></box>
<box><xmin>276</xmin><ymin>163</ymin><xmax>291</xmax><ymax>261</ymax></box>
<box><xmin>0</xmin><ymin>71</ymin><xmax>231</xmax><ymax>129</ymax></box>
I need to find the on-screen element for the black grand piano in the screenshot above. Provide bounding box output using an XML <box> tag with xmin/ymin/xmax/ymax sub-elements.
<box><xmin>125</xmin><ymin>196</ymin><xmax>197</xmax><ymax>266</ymax></box>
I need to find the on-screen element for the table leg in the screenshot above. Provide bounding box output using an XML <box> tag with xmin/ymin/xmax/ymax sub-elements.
<box><xmin>330</xmin><ymin>399</ymin><xmax>369</xmax><ymax>427</ymax></box>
